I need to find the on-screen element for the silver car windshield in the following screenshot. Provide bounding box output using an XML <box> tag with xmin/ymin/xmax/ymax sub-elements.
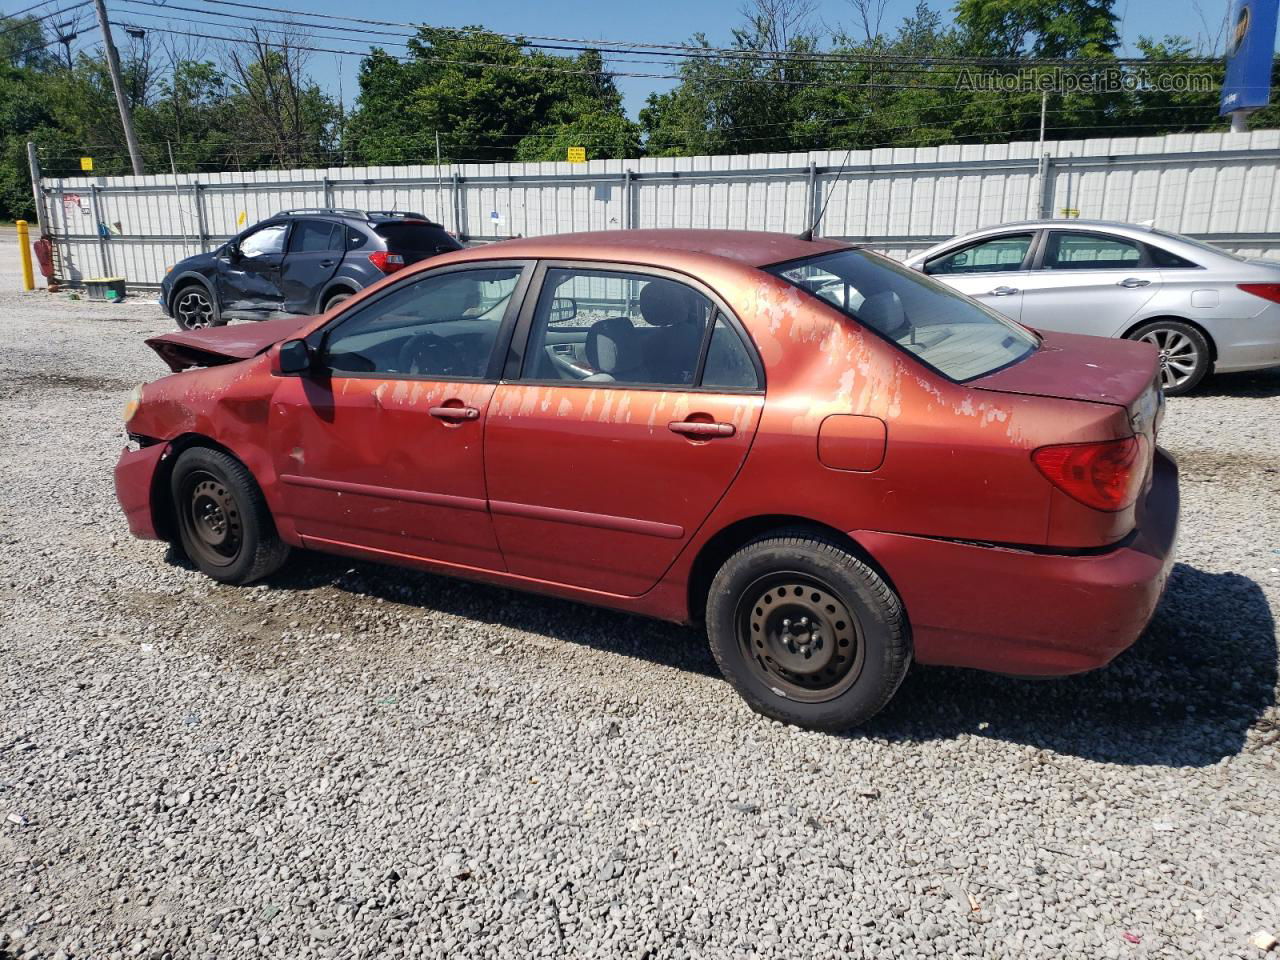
<box><xmin>768</xmin><ymin>249</ymin><xmax>1038</xmax><ymax>381</ymax></box>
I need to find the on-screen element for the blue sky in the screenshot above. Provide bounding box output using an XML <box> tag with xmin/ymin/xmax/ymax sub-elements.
<box><xmin>298</xmin><ymin>0</ymin><xmax>1230</xmax><ymax>117</ymax></box>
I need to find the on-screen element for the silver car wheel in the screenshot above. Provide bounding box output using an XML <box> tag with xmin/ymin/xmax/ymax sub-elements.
<box><xmin>1140</xmin><ymin>328</ymin><xmax>1200</xmax><ymax>390</ymax></box>
<box><xmin>175</xmin><ymin>288</ymin><xmax>214</xmax><ymax>330</ymax></box>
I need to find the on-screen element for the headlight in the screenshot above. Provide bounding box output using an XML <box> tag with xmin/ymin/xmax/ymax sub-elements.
<box><xmin>123</xmin><ymin>384</ymin><xmax>144</xmax><ymax>422</ymax></box>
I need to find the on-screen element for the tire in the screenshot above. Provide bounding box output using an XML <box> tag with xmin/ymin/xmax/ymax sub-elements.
<box><xmin>706</xmin><ymin>531</ymin><xmax>911</xmax><ymax>732</ymax></box>
<box><xmin>324</xmin><ymin>290</ymin><xmax>354</xmax><ymax>312</ymax></box>
<box><xmin>169</xmin><ymin>447</ymin><xmax>290</xmax><ymax>585</ymax></box>
<box><xmin>172</xmin><ymin>283</ymin><xmax>222</xmax><ymax>331</ymax></box>
<box><xmin>1127</xmin><ymin>320</ymin><xmax>1211</xmax><ymax>396</ymax></box>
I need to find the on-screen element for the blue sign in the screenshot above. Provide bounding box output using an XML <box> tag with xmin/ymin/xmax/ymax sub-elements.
<box><xmin>1221</xmin><ymin>0</ymin><xmax>1279</xmax><ymax>115</ymax></box>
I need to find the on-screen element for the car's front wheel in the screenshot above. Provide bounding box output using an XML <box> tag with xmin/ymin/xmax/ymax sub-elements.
<box><xmin>170</xmin><ymin>447</ymin><xmax>290</xmax><ymax>584</ymax></box>
<box><xmin>173</xmin><ymin>284</ymin><xmax>221</xmax><ymax>331</ymax></box>
<box><xmin>706</xmin><ymin>531</ymin><xmax>911</xmax><ymax>731</ymax></box>
<box><xmin>1128</xmin><ymin>320</ymin><xmax>1210</xmax><ymax>395</ymax></box>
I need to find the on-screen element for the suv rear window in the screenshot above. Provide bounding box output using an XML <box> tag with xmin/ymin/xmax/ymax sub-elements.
<box><xmin>768</xmin><ymin>249</ymin><xmax>1038</xmax><ymax>382</ymax></box>
<box><xmin>373</xmin><ymin>222</ymin><xmax>463</xmax><ymax>256</ymax></box>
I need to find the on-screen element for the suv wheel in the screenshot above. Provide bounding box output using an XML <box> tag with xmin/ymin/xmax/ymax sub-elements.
<box><xmin>324</xmin><ymin>291</ymin><xmax>354</xmax><ymax>312</ymax></box>
<box><xmin>706</xmin><ymin>531</ymin><xmax>911</xmax><ymax>731</ymax></box>
<box><xmin>1128</xmin><ymin>320</ymin><xmax>1210</xmax><ymax>395</ymax></box>
<box><xmin>174</xmin><ymin>284</ymin><xmax>221</xmax><ymax>330</ymax></box>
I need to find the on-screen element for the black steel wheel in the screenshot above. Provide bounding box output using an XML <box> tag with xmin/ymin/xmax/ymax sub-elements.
<box><xmin>170</xmin><ymin>447</ymin><xmax>290</xmax><ymax>584</ymax></box>
<box><xmin>707</xmin><ymin>530</ymin><xmax>910</xmax><ymax>731</ymax></box>
<box><xmin>174</xmin><ymin>284</ymin><xmax>220</xmax><ymax>330</ymax></box>
<box><xmin>738</xmin><ymin>574</ymin><xmax>865</xmax><ymax>703</ymax></box>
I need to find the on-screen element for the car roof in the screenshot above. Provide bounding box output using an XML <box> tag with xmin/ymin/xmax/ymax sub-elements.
<box><xmin>445</xmin><ymin>230</ymin><xmax>848</xmax><ymax>270</ymax></box>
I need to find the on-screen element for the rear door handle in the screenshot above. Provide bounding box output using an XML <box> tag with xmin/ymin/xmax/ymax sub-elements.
<box><xmin>1118</xmin><ymin>277</ymin><xmax>1151</xmax><ymax>287</ymax></box>
<box><xmin>668</xmin><ymin>420</ymin><xmax>735</xmax><ymax>439</ymax></box>
<box><xmin>429</xmin><ymin>405</ymin><xmax>480</xmax><ymax>421</ymax></box>
<box><xmin>989</xmin><ymin>285</ymin><xmax>1019</xmax><ymax>296</ymax></box>
<box><xmin>320</xmin><ymin>259</ymin><xmax>336</xmax><ymax>268</ymax></box>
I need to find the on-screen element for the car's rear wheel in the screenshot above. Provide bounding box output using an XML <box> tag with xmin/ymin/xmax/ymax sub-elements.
<box><xmin>324</xmin><ymin>290</ymin><xmax>354</xmax><ymax>312</ymax></box>
<box><xmin>706</xmin><ymin>532</ymin><xmax>911</xmax><ymax>731</ymax></box>
<box><xmin>173</xmin><ymin>284</ymin><xmax>221</xmax><ymax>330</ymax></box>
<box><xmin>170</xmin><ymin>447</ymin><xmax>289</xmax><ymax>584</ymax></box>
<box><xmin>1128</xmin><ymin>320</ymin><xmax>1210</xmax><ymax>395</ymax></box>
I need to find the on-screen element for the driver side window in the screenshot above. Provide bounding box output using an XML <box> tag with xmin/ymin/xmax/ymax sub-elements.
<box><xmin>240</xmin><ymin>223</ymin><xmax>288</xmax><ymax>258</ymax></box>
<box><xmin>324</xmin><ymin>268</ymin><xmax>522</xmax><ymax>379</ymax></box>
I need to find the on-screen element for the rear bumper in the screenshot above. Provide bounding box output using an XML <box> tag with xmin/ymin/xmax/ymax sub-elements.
<box><xmin>114</xmin><ymin>442</ymin><xmax>168</xmax><ymax>540</ymax></box>
<box><xmin>855</xmin><ymin>448</ymin><xmax>1179</xmax><ymax>676</ymax></box>
<box><xmin>1205</xmin><ymin>305</ymin><xmax>1280</xmax><ymax>373</ymax></box>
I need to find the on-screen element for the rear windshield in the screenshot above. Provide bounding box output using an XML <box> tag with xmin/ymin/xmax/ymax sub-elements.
<box><xmin>767</xmin><ymin>249</ymin><xmax>1038</xmax><ymax>381</ymax></box>
<box><xmin>373</xmin><ymin>222</ymin><xmax>463</xmax><ymax>255</ymax></box>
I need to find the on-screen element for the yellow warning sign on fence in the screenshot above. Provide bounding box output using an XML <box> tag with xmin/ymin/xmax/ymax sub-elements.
<box><xmin>80</xmin><ymin>157</ymin><xmax>93</xmax><ymax>171</ymax></box>
<box><xmin>567</xmin><ymin>146</ymin><xmax>586</xmax><ymax>163</ymax></box>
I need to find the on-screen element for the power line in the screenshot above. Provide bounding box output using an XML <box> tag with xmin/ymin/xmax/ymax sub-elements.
<box><xmin>181</xmin><ymin>0</ymin><xmax>1218</xmax><ymax>69</ymax></box>
<box><xmin>114</xmin><ymin>20</ymin><xmax>1226</xmax><ymax>94</ymax></box>
<box><xmin>0</xmin><ymin>0</ymin><xmax>87</xmax><ymax>33</ymax></box>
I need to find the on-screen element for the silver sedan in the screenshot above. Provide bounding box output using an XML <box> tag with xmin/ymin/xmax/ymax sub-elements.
<box><xmin>905</xmin><ymin>220</ymin><xmax>1280</xmax><ymax>394</ymax></box>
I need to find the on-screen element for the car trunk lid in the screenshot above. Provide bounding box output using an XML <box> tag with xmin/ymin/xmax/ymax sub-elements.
<box><xmin>970</xmin><ymin>329</ymin><xmax>1159</xmax><ymax>409</ymax></box>
<box><xmin>146</xmin><ymin>315</ymin><xmax>314</xmax><ymax>372</ymax></box>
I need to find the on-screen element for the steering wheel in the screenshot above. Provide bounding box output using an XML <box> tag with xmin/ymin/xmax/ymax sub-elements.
<box><xmin>397</xmin><ymin>331</ymin><xmax>466</xmax><ymax>377</ymax></box>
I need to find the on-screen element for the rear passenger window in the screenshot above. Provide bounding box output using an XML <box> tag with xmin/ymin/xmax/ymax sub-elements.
<box><xmin>1146</xmin><ymin>244</ymin><xmax>1198</xmax><ymax>268</ymax></box>
<box><xmin>288</xmin><ymin>220</ymin><xmax>339</xmax><ymax>253</ymax></box>
<box><xmin>522</xmin><ymin>269</ymin><xmax>715</xmax><ymax>387</ymax></box>
<box><xmin>1044</xmin><ymin>232</ymin><xmax>1143</xmax><ymax>269</ymax></box>
<box><xmin>702</xmin><ymin>316</ymin><xmax>759</xmax><ymax>390</ymax></box>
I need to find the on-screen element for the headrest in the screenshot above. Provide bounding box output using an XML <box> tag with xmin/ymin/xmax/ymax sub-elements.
<box><xmin>639</xmin><ymin>279</ymin><xmax>700</xmax><ymax>327</ymax></box>
<box><xmin>858</xmin><ymin>290</ymin><xmax>908</xmax><ymax>339</ymax></box>
<box><xmin>586</xmin><ymin>316</ymin><xmax>636</xmax><ymax>373</ymax></box>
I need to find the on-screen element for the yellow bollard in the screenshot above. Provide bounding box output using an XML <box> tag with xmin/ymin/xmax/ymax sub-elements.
<box><xmin>16</xmin><ymin>220</ymin><xmax>35</xmax><ymax>292</ymax></box>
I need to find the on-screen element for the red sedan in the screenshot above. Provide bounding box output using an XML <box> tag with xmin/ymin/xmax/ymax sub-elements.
<box><xmin>116</xmin><ymin>230</ymin><xmax>1178</xmax><ymax>731</ymax></box>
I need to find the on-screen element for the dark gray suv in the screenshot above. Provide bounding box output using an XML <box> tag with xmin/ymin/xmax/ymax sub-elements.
<box><xmin>159</xmin><ymin>209</ymin><xmax>463</xmax><ymax>330</ymax></box>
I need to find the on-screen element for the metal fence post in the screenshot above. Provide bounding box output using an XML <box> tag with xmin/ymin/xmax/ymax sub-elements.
<box><xmin>1038</xmin><ymin>155</ymin><xmax>1054</xmax><ymax>219</ymax></box>
<box><xmin>623</xmin><ymin>170</ymin><xmax>634</xmax><ymax>229</ymax></box>
<box><xmin>26</xmin><ymin>142</ymin><xmax>48</xmax><ymax>237</ymax></box>
<box><xmin>89</xmin><ymin>183</ymin><xmax>109</xmax><ymax>278</ymax></box>
<box><xmin>194</xmin><ymin>183</ymin><xmax>208</xmax><ymax>252</ymax></box>
<box><xmin>805</xmin><ymin>160</ymin><xmax>817</xmax><ymax>232</ymax></box>
<box><xmin>322</xmin><ymin>176</ymin><xmax>333</xmax><ymax>209</ymax></box>
<box><xmin>451</xmin><ymin>172</ymin><xmax>464</xmax><ymax>240</ymax></box>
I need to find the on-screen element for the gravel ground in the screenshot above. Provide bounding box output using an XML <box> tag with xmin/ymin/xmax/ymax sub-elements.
<box><xmin>1</xmin><ymin>227</ymin><xmax>1279</xmax><ymax>960</ymax></box>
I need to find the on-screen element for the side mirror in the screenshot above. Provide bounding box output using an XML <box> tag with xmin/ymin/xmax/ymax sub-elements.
<box><xmin>225</xmin><ymin>241</ymin><xmax>242</xmax><ymax>262</ymax></box>
<box><xmin>275</xmin><ymin>339</ymin><xmax>312</xmax><ymax>376</ymax></box>
<box><xmin>550</xmin><ymin>297</ymin><xmax>577</xmax><ymax>323</ymax></box>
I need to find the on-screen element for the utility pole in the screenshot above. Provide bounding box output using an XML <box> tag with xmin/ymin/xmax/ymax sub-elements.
<box><xmin>90</xmin><ymin>0</ymin><xmax>144</xmax><ymax>175</ymax></box>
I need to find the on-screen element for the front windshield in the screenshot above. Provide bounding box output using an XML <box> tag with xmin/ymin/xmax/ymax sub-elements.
<box><xmin>767</xmin><ymin>249</ymin><xmax>1038</xmax><ymax>381</ymax></box>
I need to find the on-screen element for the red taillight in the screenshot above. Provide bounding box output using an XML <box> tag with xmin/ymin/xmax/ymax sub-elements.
<box><xmin>368</xmin><ymin>251</ymin><xmax>405</xmax><ymax>274</ymax></box>
<box><xmin>1032</xmin><ymin>437</ymin><xmax>1144</xmax><ymax>512</ymax></box>
<box><xmin>1238</xmin><ymin>283</ymin><xmax>1280</xmax><ymax>304</ymax></box>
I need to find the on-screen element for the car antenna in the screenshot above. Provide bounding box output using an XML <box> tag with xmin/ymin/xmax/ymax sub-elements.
<box><xmin>797</xmin><ymin>144</ymin><xmax>856</xmax><ymax>242</ymax></box>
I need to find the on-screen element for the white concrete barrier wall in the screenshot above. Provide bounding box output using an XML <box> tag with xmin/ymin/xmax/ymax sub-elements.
<box><xmin>39</xmin><ymin>129</ymin><xmax>1280</xmax><ymax>288</ymax></box>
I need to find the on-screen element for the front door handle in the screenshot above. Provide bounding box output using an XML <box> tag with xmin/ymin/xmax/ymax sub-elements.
<box><xmin>429</xmin><ymin>405</ymin><xmax>480</xmax><ymax>421</ymax></box>
<box><xmin>669</xmin><ymin>419</ymin><xmax>735</xmax><ymax>439</ymax></box>
<box><xmin>1118</xmin><ymin>277</ymin><xmax>1151</xmax><ymax>288</ymax></box>
<box><xmin>989</xmin><ymin>285</ymin><xmax>1019</xmax><ymax>296</ymax></box>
